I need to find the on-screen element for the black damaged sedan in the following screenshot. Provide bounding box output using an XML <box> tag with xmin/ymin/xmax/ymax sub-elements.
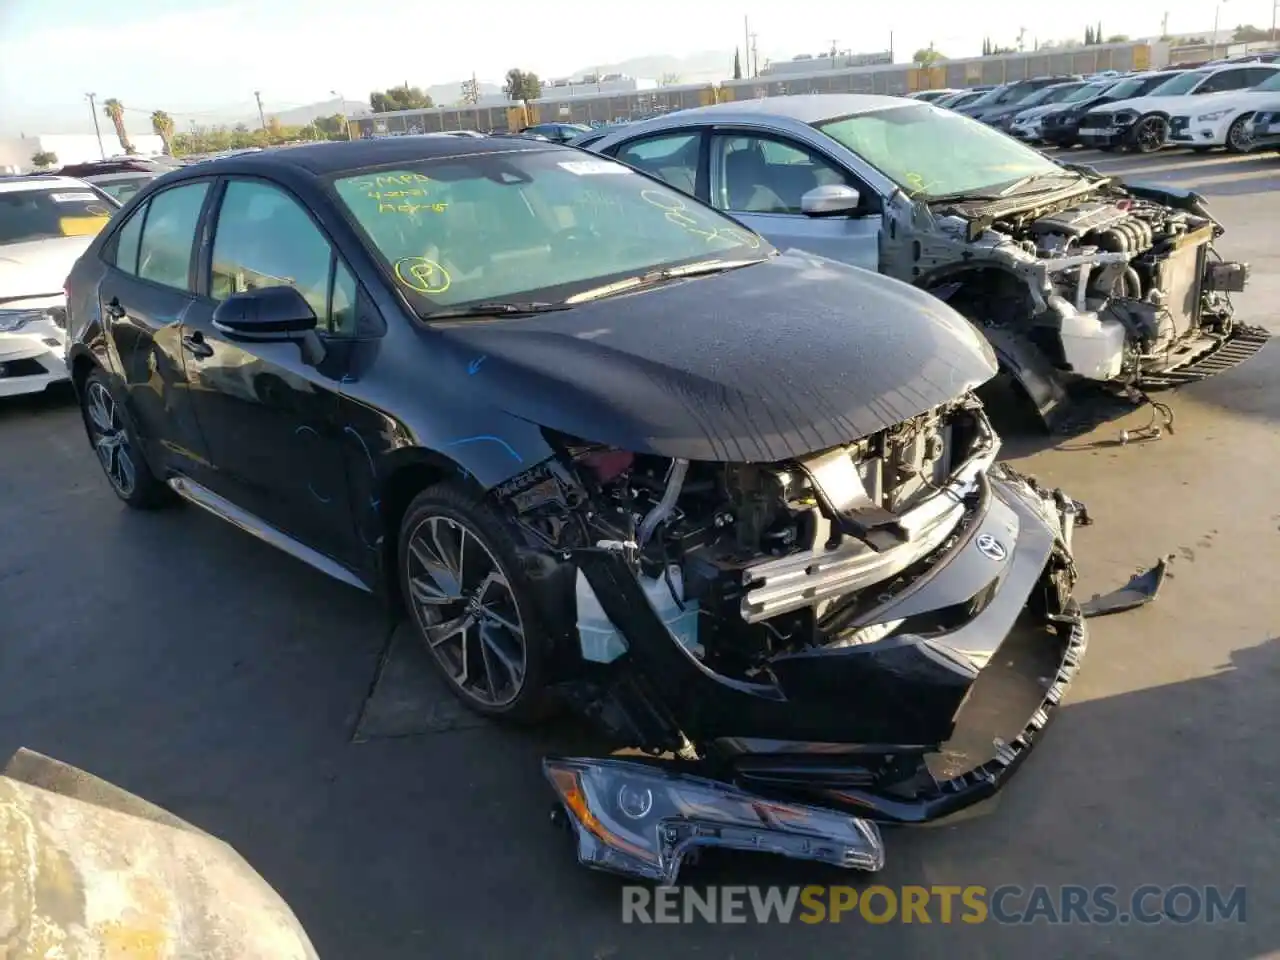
<box><xmin>64</xmin><ymin>136</ymin><xmax>1086</xmax><ymax>883</ymax></box>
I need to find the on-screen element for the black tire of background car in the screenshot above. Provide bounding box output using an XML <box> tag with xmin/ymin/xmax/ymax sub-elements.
<box><xmin>1226</xmin><ymin>113</ymin><xmax>1255</xmax><ymax>154</ymax></box>
<box><xmin>80</xmin><ymin>368</ymin><xmax>172</xmax><ymax>509</ymax></box>
<box><xmin>397</xmin><ymin>482</ymin><xmax>554</xmax><ymax>722</ymax></box>
<box><xmin>1131</xmin><ymin>115</ymin><xmax>1169</xmax><ymax>154</ymax></box>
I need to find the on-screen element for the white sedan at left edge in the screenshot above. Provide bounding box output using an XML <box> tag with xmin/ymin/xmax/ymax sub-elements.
<box><xmin>0</xmin><ymin>175</ymin><xmax>117</xmax><ymax>397</ymax></box>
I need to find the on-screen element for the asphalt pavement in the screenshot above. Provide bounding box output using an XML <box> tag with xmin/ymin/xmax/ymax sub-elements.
<box><xmin>1</xmin><ymin>146</ymin><xmax>1277</xmax><ymax>959</ymax></box>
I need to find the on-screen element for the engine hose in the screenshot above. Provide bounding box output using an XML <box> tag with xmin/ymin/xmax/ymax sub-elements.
<box><xmin>637</xmin><ymin>458</ymin><xmax>689</xmax><ymax>549</ymax></box>
<box><xmin>1122</xmin><ymin>266</ymin><xmax>1142</xmax><ymax>298</ymax></box>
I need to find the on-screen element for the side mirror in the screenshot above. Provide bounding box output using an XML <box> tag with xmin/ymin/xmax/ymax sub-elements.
<box><xmin>212</xmin><ymin>285</ymin><xmax>318</xmax><ymax>342</ymax></box>
<box><xmin>801</xmin><ymin>184</ymin><xmax>862</xmax><ymax>217</ymax></box>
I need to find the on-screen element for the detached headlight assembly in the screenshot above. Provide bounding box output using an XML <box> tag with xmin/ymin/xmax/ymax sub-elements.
<box><xmin>0</xmin><ymin>309</ymin><xmax>48</xmax><ymax>333</ymax></box>
<box><xmin>1197</xmin><ymin>109</ymin><xmax>1232</xmax><ymax>122</ymax></box>
<box><xmin>545</xmin><ymin>757</ymin><xmax>885</xmax><ymax>884</ymax></box>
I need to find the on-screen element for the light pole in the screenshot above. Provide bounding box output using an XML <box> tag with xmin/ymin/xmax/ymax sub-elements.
<box><xmin>85</xmin><ymin>93</ymin><xmax>104</xmax><ymax>159</ymax></box>
<box><xmin>1211</xmin><ymin>0</ymin><xmax>1229</xmax><ymax>59</ymax></box>
<box><xmin>331</xmin><ymin>89</ymin><xmax>352</xmax><ymax>140</ymax></box>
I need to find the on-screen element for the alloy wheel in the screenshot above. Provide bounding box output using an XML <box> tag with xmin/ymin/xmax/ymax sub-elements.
<box><xmin>405</xmin><ymin>515</ymin><xmax>527</xmax><ymax>707</ymax></box>
<box><xmin>1228</xmin><ymin>116</ymin><xmax>1252</xmax><ymax>152</ymax></box>
<box><xmin>85</xmin><ymin>381</ymin><xmax>137</xmax><ymax>498</ymax></box>
<box><xmin>1135</xmin><ymin>116</ymin><xmax>1167</xmax><ymax>153</ymax></box>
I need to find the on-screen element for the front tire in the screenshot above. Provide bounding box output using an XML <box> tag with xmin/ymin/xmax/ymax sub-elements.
<box><xmin>80</xmin><ymin>368</ymin><xmax>169</xmax><ymax>508</ymax></box>
<box><xmin>1130</xmin><ymin>115</ymin><xmax>1168</xmax><ymax>154</ymax></box>
<box><xmin>1226</xmin><ymin>113</ymin><xmax>1254</xmax><ymax>154</ymax></box>
<box><xmin>398</xmin><ymin>482</ymin><xmax>553</xmax><ymax>722</ymax></box>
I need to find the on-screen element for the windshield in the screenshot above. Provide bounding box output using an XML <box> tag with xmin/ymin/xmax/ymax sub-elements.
<box><xmin>817</xmin><ymin>104</ymin><xmax>1063</xmax><ymax>200</ymax></box>
<box><xmin>1147</xmin><ymin>71</ymin><xmax>1209</xmax><ymax>96</ymax></box>
<box><xmin>1253</xmin><ymin>71</ymin><xmax>1280</xmax><ymax>91</ymax></box>
<box><xmin>332</xmin><ymin>150</ymin><xmax>767</xmax><ymax>310</ymax></box>
<box><xmin>1020</xmin><ymin>85</ymin><xmax>1077</xmax><ymax>108</ymax></box>
<box><xmin>0</xmin><ymin>186</ymin><xmax>115</xmax><ymax>244</ymax></box>
<box><xmin>1063</xmin><ymin>82</ymin><xmax>1109</xmax><ymax>102</ymax></box>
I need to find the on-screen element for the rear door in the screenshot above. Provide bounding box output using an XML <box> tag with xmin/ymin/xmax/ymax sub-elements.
<box><xmin>95</xmin><ymin>179</ymin><xmax>215</xmax><ymax>481</ymax></box>
<box><xmin>179</xmin><ymin>175</ymin><xmax>377</xmax><ymax>566</ymax></box>
<box><xmin>706</xmin><ymin>130</ymin><xmax>881</xmax><ymax>271</ymax></box>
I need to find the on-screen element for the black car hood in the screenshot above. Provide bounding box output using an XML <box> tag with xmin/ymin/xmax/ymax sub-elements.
<box><xmin>431</xmin><ymin>253</ymin><xmax>997</xmax><ymax>463</ymax></box>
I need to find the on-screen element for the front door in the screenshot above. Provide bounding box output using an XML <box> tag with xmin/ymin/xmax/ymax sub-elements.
<box><xmin>96</xmin><ymin>179</ymin><xmax>215</xmax><ymax>481</ymax></box>
<box><xmin>706</xmin><ymin>131</ymin><xmax>881</xmax><ymax>272</ymax></box>
<box><xmin>180</xmin><ymin>176</ymin><xmax>368</xmax><ymax>567</ymax></box>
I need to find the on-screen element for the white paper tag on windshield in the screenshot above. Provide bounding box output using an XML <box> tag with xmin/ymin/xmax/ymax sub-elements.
<box><xmin>50</xmin><ymin>192</ymin><xmax>98</xmax><ymax>203</ymax></box>
<box><xmin>558</xmin><ymin>160</ymin><xmax>631</xmax><ymax>176</ymax></box>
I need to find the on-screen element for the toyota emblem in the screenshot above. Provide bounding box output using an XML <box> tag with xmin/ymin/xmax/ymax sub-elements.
<box><xmin>975</xmin><ymin>533</ymin><xmax>1007</xmax><ymax>561</ymax></box>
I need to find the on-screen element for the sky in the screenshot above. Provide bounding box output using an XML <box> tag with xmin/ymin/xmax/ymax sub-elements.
<box><xmin>1</xmin><ymin>0</ymin><xmax>1276</xmax><ymax>135</ymax></box>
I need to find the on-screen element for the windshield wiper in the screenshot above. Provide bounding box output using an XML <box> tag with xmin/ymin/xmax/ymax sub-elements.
<box><xmin>926</xmin><ymin>171</ymin><xmax>1083</xmax><ymax>205</ymax></box>
<box><xmin>421</xmin><ymin>301</ymin><xmax>573</xmax><ymax>321</ymax></box>
<box><xmin>567</xmin><ymin>258</ymin><xmax>768</xmax><ymax>304</ymax></box>
<box><xmin>995</xmin><ymin>171</ymin><xmax>1082</xmax><ymax>196</ymax></box>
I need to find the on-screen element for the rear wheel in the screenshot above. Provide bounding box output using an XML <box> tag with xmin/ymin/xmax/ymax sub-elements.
<box><xmin>1226</xmin><ymin>114</ymin><xmax>1254</xmax><ymax>154</ymax></box>
<box><xmin>80</xmin><ymin>368</ymin><xmax>169</xmax><ymax>508</ymax></box>
<box><xmin>398</xmin><ymin>482</ymin><xmax>553</xmax><ymax>722</ymax></box>
<box><xmin>1131</xmin><ymin>115</ymin><xmax>1168</xmax><ymax>154</ymax></box>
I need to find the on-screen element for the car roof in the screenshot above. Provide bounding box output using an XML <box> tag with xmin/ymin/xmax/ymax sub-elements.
<box><xmin>627</xmin><ymin>94</ymin><xmax>911</xmax><ymax>126</ymax></box>
<box><xmin>161</xmin><ymin>135</ymin><xmax>557</xmax><ymax>180</ymax></box>
<box><xmin>0</xmin><ymin>175</ymin><xmax>96</xmax><ymax>194</ymax></box>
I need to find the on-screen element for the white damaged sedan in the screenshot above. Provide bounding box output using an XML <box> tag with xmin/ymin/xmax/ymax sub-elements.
<box><xmin>0</xmin><ymin>176</ymin><xmax>117</xmax><ymax>397</ymax></box>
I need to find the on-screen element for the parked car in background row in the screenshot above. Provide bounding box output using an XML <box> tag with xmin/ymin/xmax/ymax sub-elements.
<box><xmin>1167</xmin><ymin>68</ymin><xmax>1280</xmax><ymax>152</ymax></box>
<box><xmin>1244</xmin><ymin>104</ymin><xmax>1280</xmax><ymax>149</ymax></box>
<box><xmin>57</xmin><ymin>157</ymin><xmax>180</xmax><ymax>204</ymax></box>
<box><xmin>1040</xmin><ymin>70</ymin><xmax>1184</xmax><ymax>147</ymax></box>
<box><xmin>935</xmin><ymin>89</ymin><xmax>987</xmax><ymax>110</ymax></box>
<box><xmin>62</xmin><ymin>135</ymin><xmax>1093</xmax><ymax>884</ymax></box>
<box><xmin>908</xmin><ymin>88</ymin><xmax>960</xmax><ymax>103</ymax></box>
<box><xmin>587</xmin><ymin>95</ymin><xmax>1264</xmax><ymax>427</ymax></box>
<box><xmin>1078</xmin><ymin>62</ymin><xmax>1280</xmax><ymax>152</ymax></box>
<box><xmin>981</xmin><ymin>80</ymin><xmax>1088</xmax><ymax>133</ymax></box>
<box><xmin>1009</xmin><ymin>79</ymin><xmax>1119</xmax><ymax>143</ymax></box>
<box><xmin>0</xmin><ymin>175</ymin><xmax>118</xmax><ymax>396</ymax></box>
<box><xmin>518</xmin><ymin>122</ymin><xmax>592</xmax><ymax>143</ymax></box>
<box><xmin>956</xmin><ymin>76</ymin><xmax>1080</xmax><ymax>121</ymax></box>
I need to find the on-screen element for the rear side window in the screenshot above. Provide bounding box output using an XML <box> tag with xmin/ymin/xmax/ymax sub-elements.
<box><xmin>137</xmin><ymin>182</ymin><xmax>209</xmax><ymax>291</ymax></box>
<box><xmin>111</xmin><ymin>201</ymin><xmax>147</xmax><ymax>274</ymax></box>
<box><xmin>0</xmin><ymin>187</ymin><xmax>114</xmax><ymax>244</ymax></box>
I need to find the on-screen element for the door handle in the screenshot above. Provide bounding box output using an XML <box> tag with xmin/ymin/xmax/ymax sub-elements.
<box><xmin>181</xmin><ymin>331</ymin><xmax>214</xmax><ymax>359</ymax></box>
<box><xmin>104</xmin><ymin>298</ymin><xmax>126</xmax><ymax>320</ymax></box>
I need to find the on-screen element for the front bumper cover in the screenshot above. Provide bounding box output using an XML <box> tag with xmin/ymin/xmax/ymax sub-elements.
<box><xmin>551</xmin><ymin>468</ymin><xmax>1089</xmax><ymax>881</ymax></box>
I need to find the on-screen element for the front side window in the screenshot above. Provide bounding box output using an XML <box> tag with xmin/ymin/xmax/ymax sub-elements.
<box><xmin>710</xmin><ymin>134</ymin><xmax>852</xmax><ymax>214</ymax></box>
<box><xmin>137</xmin><ymin>181</ymin><xmax>209</xmax><ymax>291</ymax></box>
<box><xmin>1197</xmin><ymin>70</ymin><xmax>1254</xmax><ymax>94</ymax></box>
<box><xmin>818</xmin><ymin>104</ymin><xmax>1061</xmax><ymax>200</ymax></box>
<box><xmin>0</xmin><ymin>187</ymin><xmax>114</xmax><ymax>245</ymax></box>
<box><xmin>1148</xmin><ymin>71</ymin><xmax>1211</xmax><ymax>96</ymax></box>
<box><xmin>613</xmin><ymin>133</ymin><xmax>700</xmax><ymax>195</ymax></box>
<box><xmin>331</xmin><ymin>150</ymin><xmax>766</xmax><ymax>311</ymax></box>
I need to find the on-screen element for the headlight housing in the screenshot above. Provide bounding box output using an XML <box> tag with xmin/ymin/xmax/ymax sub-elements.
<box><xmin>1197</xmin><ymin>109</ymin><xmax>1232</xmax><ymax>122</ymax></box>
<box><xmin>545</xmin><ymin>757</ymin><xmax>885</xmax><ymax>884</ymax></box>
<box><xmin>1113</xmin><ymin>110</ymin><xmax>1139</xmax><ymax>125</ymax></box>
<box><xmin>0</xmin><ymin>309</ymin><xmax>50</xmax><ymax>333</ymax></box>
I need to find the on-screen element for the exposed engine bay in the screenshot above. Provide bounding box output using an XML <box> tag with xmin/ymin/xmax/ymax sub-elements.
<box><xmin>883</xmin><ymin>176</ymin><xmax>1266</xmax><ymax>423</ymax></box>
<box><xmin>505</xmin><ymin>396</ymin><xmax>994</xmax><ymax>684</ymax></box>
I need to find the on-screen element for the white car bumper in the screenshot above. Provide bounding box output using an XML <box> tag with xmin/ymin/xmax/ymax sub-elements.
<box><xmin>0</xmin><ymin>302</ymin><xmax>70</xmax><ymax>398</ymax></box>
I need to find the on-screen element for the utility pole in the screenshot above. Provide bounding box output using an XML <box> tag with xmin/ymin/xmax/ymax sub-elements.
<box><xmin>830</xmin><ymin>39</ymin><xmax>840</xmax><ymax>68</ymax></box>
<box><xmin>1271</xmin><ymin>0</ymin><xmax>1277</xmax><ymax>42</ymax></box>
<box><xmin>750</xmin><ymin>33</ymin><xmax>759</xmax><ymax>77</ymax></box>
<box><xmin>85</xmin><ymin>93</ymin><xmax>105</xmax><ymax>159</ymax></box>
<box><xmin>254</xmin><ymin>90</ymin><xmax>267</xmax><ymax>131</ymax></box>
<box><xmin>743</xmin><ymin>15</ymin><xmax>751</xmax><ymax>80</ymax></box>
<box><xmin>1161</xmin><ymin>11</ymin><xmax>1169</xmax><ymax>37</ymax></box>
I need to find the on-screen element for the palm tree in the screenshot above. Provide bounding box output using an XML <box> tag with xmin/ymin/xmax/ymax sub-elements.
<box><xmin>151</xmin><ymin>110</ymin><xmax>175</xmax><ymax>156</ymax></box>
<box><xmin>102</xmin><ymin>98</ymin><xmax>135</xmax><ymax>155</ymax></box>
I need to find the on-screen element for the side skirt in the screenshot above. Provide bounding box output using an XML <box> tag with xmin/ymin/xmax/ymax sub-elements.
<box><xmin>167</xmin><ymin>475</ymin><xmax>372</xmax><ymax>593</ymax></box>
